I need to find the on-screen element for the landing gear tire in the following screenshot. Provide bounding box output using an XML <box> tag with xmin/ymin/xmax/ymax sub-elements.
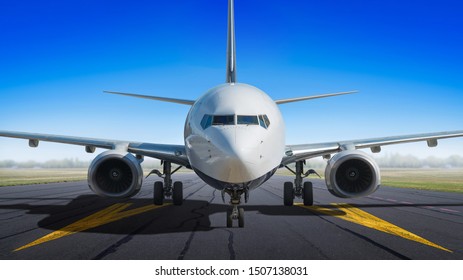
<box><xmin>284</xmin><ymin>182</ymin><xmax>294</xmax><ymax>206</ymax></box>
<box><xmin>173</xmin><ymin>181</ymin><xmax>183</xmax><ymax>206</ymax></box>
<box><xmin>303</xmin><ymin>181</ymin><xmax>313</xmax><ymax>206</ymax></box>
<box><xmin>153</xmin><ymin>181</ymin><xmax>164</xmax><ymax>205</ymax></box>
<box><xmin>226</xmin><ymin>209</ymin><xmax>233</xmax><ymax>228</ymax></box>
<box><xmin>238</xmin><ymin>208</ymin><xmax>244</xmax><ymax>228</ymax></box>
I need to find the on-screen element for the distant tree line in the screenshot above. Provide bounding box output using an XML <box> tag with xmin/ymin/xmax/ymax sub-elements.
<box><xmin>1</xmin><ymin>154</ymin><xmax>463</xmax><ymax>169</ymax></box>
<box><xmin>0</xmin><ymin>158</ymin><xmax>89</xmax><ymax>168</ymax></box>
<box><xmin>288</xmin><ymin>153</ymin><xmax>463</xmax><ymax>169</ymax></box>
<box><xmin>280</xmin><ymin>154</ymin><xmax>463</xmax><ymax>169</ymax></box>
<box><xmin>373</xmin><ymin>153</ymin><xmax>463</xmax><ymax>168</ymax></box>
<box><xmin>0</xmin><ymin>158</ymin><xmax>162</xmax><ymax>169</ymax></box>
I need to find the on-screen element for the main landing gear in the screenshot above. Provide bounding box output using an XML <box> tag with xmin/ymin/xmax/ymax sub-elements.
<box><xmin>147</xmin><ymin>161</ymin><xmax>183</xmax><ymax>206</ymax></box>
<box><xmin>283</xmin><ymin>161</ymin><xmax>320</xmax><ymax>206</ymax></box>
<box><xmin>223</xmin><ymin>187</ymin><xmax>248</xmax><ymax>228</ymax></box>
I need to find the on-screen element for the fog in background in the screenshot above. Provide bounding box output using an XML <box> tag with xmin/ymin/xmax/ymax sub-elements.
<box><xmin>301</xmin><ymin>154</ymin><xmax>463</xmax><ymax>169</ymax></box>
<box><xmin>2</xmin><ymin>153</ymin><xmax>463</xmax><ymax>169</ymax></box>
<box><xmin>0</xmin><ymin>158</ymin><xmax>161</xmax><ymax>169</ymax></box>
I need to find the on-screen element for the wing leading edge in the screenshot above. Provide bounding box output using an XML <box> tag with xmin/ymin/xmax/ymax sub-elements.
<box><xmin>104</xmin><ymin>91</ymin><xmax>195</xmax><ymax>106</ymax></box>
<box><xmin>282</xmin><ymin>130</ymin><xmax>463</xmax><ymax>166</ymax></box>
<box><xmin>0</xmin><ymin>131</ymin><xmax>190</xmax><ymax>167</ymax></box>
<box><xmin>275</xmin><ymin>91</ymin><xmax>357</xmax><ymax>105</ymax></box>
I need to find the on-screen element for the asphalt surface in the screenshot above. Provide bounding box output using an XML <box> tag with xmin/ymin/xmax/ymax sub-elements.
<box><xmin>0</xmin><ymin>173</ymin><xmax>462</xmax><ymax>260</ymax></box>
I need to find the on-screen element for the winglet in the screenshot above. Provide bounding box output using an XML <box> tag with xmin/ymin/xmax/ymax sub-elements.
<box><xmin>226</xmin><ymin>0</ymin><xmax>237</xmax><ymax>84</ymax></box>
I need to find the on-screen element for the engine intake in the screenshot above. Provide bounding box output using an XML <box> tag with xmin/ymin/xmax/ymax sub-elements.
<box><xmin>325</xmin><ymin>150</ymin><xmax>380</xmax><ymax>198</ymax></box>
<box><xmin>88</xmin><ymin>151</ymin><xmax>143</xmax><ymax>198</ymax></box>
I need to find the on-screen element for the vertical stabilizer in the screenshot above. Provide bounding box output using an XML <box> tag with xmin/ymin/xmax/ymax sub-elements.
<box><xmin>226</xmin><ymin>0</ymin><xmax>237</xmax><ymax>83</ymax></box>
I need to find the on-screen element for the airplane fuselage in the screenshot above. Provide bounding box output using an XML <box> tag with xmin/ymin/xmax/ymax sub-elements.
<box><xmin>184</xmin><ymin>83</ymin><xmax>285</xmax><ymax>190</ymax></box>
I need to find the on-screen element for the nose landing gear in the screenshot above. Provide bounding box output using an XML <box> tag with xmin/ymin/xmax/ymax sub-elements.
<box><xmin>227</xmin><ymin>206</ymin><xmax>244</xmax><ymax>228</ymax></box>
<box><xmin>223</xmin><ymin>187</ymin><xmax>248</xmax><ymax>228</ymax></box>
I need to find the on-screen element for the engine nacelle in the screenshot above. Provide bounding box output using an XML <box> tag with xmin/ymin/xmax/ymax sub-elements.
<box><xmin>325</xmin><ymin>150</ymin><xmax>380</xmax><ymax>198</ymax></box>
<box><xmin>88</xmin><ymin>151</ymin><xmax>143</xmax><ymax>198</ymax></box>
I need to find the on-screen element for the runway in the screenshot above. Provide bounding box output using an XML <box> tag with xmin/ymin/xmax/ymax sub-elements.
<box><xmin>0</xmin><ymin>173</ymin><xmax>462</xmax><ymax>259</ymax></box>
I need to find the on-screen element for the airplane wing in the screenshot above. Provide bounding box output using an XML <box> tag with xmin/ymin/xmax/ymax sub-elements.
<box><xmin>0</xmin><ymin>131</ymin><xmax>190</xmax><ymax>167</ymax></box>
<box><xmin>282</xmin><ymin>130</ymin><xmax>463</xmax><ymax>166</ymax></box>
<box><xmin>104</xmin><ymin>91</ymin><xmax>196</xmax><ymax>105</ymax></box>
<box><xmin>274</xmin><ymin>90</ymin><xmax>357</xmax><ymax>105</ymax></box>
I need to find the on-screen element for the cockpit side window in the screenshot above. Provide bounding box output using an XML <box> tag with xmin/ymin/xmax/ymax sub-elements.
<box><xmin>237</xmin><ymin>115</ymin><xmax>258</xmax><ymax>125</ymax></box>
<box><xmin>212</xmin><ymin>115</ymin><xmax>235</xmax><ymax>125</ymax></box>
<box><xmin>262</xmin><ymin>114</ymin><xmax>270</xmax><ymax>128</ymax></box>
<box><xmin>258</xmin><ymin>115</ymin><xmax>266</xmax><ymax>128</ymax></box>
<box><xmin>258</xmin><ymin>114</ymin><xmax>270</xmax><ymax>129</ymax></box>
<box><xmin>201</xmin><ymin>114</ymin><xmax>213</xmax><ymax>129</ymax></box>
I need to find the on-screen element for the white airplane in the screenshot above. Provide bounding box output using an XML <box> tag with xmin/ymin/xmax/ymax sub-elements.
<box><xmin>1</xmin><ymin>0</ymin><xmax>463</xmax><ymax>227</ymax></box>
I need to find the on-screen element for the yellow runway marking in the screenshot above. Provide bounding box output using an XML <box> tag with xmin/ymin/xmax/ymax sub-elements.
<box><xmin>15</xmin><ymin>201</ymin><xmax>450</xmax><ymax>253</ymax></box>
<box><xmin>296</xmin><ymin>203</ymin><xmax>451</xmax><ymax>252</ymax></box>
<box><xmin>14</xmin><ymin>203</ymin><xmax>170</xmax><ymax>252</ymax></box>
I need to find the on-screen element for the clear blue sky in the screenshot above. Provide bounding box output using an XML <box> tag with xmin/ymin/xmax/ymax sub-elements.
<box><xmin>1</xmin><ymin>0</ymin><xmax>462</xmax><ymax>161</ymax></box>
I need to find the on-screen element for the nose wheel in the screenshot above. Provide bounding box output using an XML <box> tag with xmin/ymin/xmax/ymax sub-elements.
<box><xmin>224</xmin><ymin>188</ymin><xmax>247</xmax><ymax>228</ymax></box>
<box><xmin>227</xmin><ymin>206</ymin><xmax>244</xmax><ymax>228</ymax></box>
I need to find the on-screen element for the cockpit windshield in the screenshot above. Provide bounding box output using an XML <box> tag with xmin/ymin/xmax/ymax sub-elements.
<box><xmin>201</xmin><ymin>114</ymin><xmax>270</xmax><ymax>129</ymax></box>
<box><xmin>201</xmin><ymin>114</ymin><xmax>234</xmax><ymax>129</ymax></box>
<box><xmin>237</xmin><ymin>115</ymin><xmax>259</xmax><ymax>125</ymax></box>
<box><xmin>213</xmin><ymin>115</ymin><xmax>235</xmax><ymax>125</ymax></box>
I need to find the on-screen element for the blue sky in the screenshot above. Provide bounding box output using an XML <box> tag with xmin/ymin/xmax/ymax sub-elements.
<box><xmin>1</xmin><ymin>0</ymin><xmax>462</xmax><ymax>161</ymax></box>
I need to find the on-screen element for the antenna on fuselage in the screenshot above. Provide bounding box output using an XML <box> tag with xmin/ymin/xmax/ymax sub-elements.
<box><xmin>226</xmin><ymin>0</ymin><xmax>237</xmax><ymax>84</ymax></box>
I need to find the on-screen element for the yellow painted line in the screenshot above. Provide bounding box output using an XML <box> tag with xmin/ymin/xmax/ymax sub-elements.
<box><xmin>296</xmin><ymin>203</ymin><xmax>451</xmax><ymax>253</ymax></box>
<box><xmin>14</xmin><ymin>203</ymin><xmax>171</xmax><ymax>252</ymax></box>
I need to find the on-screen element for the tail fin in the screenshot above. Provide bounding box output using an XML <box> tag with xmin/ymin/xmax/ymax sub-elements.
<box><xmin>226</xmin><ymin>0</ymin><xmax>237</xmax><ymax>84</ymax></box>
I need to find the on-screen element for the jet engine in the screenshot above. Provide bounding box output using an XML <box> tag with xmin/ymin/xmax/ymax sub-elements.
<box><xmin>88</xmin><ymin>151</ymin><xmax>143</xmax><ymax>198</ymax></box>
<box><xmin>325</xmin><ymin>150</ymin><xmax>380</xmax><ymax>198</ymax></box>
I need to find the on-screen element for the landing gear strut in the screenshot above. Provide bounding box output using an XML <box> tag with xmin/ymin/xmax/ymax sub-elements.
<box><xmin>223</xmin><ymin>187</ymin><xmax>248</xmax><ymax>228</ymax></box>
<box><xmin>147</xmin><ymin>161</ymin><xmax>183</xmax><ymax>206</ymax></box>
<box><xmin>284</xmin><ymin>161</ymin><xmax>319</xmax><ymax>206</ymax></box>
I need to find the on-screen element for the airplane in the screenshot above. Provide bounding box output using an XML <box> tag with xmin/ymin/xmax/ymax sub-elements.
<box><xmin>1</xmin><ymin>0</ymin><xmax>463</xmax><ymax>228</ymax></box>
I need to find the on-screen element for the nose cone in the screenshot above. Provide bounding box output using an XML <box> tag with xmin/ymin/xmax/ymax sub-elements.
<box><xmin>222</xmin><ymin>156</ymin><xmax>254</xmax><ymax>183</ymax></box>
<box><xmin>213</xmin><ymin>128</ymin><xmax>262</xmax><ymax>183</ymax></box>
